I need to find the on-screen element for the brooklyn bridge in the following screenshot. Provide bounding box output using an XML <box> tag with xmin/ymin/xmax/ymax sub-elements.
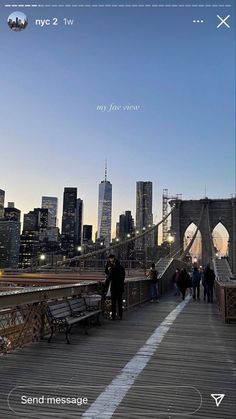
<box><xmin>0</xmin><ymin>197</ymin><xmax>235</xmax><ymax>418</ymax></box>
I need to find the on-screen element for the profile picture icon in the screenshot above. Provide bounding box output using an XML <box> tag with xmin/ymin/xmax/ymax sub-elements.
<box><xmin>8</xmin><ymin>11</ymin><xmax>28</xmax><ymax>31</ymax></box>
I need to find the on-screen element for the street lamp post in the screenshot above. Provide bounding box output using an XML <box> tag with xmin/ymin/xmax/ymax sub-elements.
<box><xmin>167</xmin><ymin>235</ymin><xmax>174</xmax><ymax>258</ymax></box>
<box><xmin>126</xmin><ymin>234</ymin><xmax>132</xmax><ymax>270</ymax></box>
<box><xmin>38</xmin><ymin>254</ymin><xmax>46</xmax><ymax>269</ymax></box>
<box><xmin>76</xmin><ymin>246</ymin><xmax>82</xmax><ymax>270</ymax></box>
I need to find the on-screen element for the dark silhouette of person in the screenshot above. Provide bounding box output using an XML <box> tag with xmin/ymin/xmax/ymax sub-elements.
<box><xmin>191</xmin><ymin>266</ymin><xmax>201</xmax><ymax>301</ymax></box>
<box><xmin>103</xmin><ymin>254</ymin><xmax>114</xmax><ymax>299</ymax></box>
<box><xmin>146</xmin><ymin>263</ymin><xmax>159</xmax><ymax>302</ymax></box>
<box><xmin>104</xmin><ymin>256</ymin><xmax>113</xmax><ymax>278</ymax></box>
<box><xmin>172</xmin><ymin>268</ymin><xmax>181</xmax><ymax>296</ymax></box>
<box><xmin>200</xmin><ymin>267</ymin><xmax>207</xmax><ymax>300</ymax></box>
<box><xmin>178</xmin><ymin>268</ymin><xmax>190</xmax><ymax>300</ymax></box>
<box><xmin>104</xmin><ymin>255</ymin><xmax>125</xmax><ymax>320</ymax></box>
<box><xmin>204</xmin><ymin>264</ymin><xmax>215</xmax><ymax>303</ymax></box>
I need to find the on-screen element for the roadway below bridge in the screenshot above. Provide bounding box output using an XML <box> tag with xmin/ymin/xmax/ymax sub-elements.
<box><xmin>0</xmin><ymin>271</ymin><xmax>145</xmax><ymax>288</ymax></box>
<box><xmin>0</xmin><ymin>291</ymin><xmax>235</xmax><ymax>418</ymax></box>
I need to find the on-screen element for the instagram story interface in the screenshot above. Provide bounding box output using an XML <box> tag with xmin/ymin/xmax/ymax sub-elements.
<box><xmin>0</xmin><ymin>1</ymin><xmax>235</xmax><ymax>418</ymax></box>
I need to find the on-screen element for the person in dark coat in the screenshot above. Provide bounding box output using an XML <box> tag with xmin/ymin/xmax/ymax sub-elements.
<box><xmin>105</xmin><ymin>256</ymin><xmax>113</xmax><ymax>277</ymax></box>
<box><xmin>146</xmin><ymin>263</ymin><xmax>159</xmax><ymax>302</ymax></box>
<box><xmin>178</xmin><ymin>268</ymin><xmax>190</xmax><ymax>300</ymax></box>
<box><xmin>105</xmin><ymin>255</ymin><xmax>125</xmax><ymax>320</ymax></box>
<box><xmin>200</xmin><ymin>266</ymin><xmax>207</xmax><ymax>300</ymax></box>
<box><xmin>204</xmin><ymin>264</ymin><xmax>215</xmax><ymax>303</ymax></box>
<box><xmin>103</xmin><ymin>254</ymin><xmax>117</xmax><ymax>295</ymax></box>
<box><xmin>172</xmin><ymin>268</ymin><xmax>181</xmax><ymax>296</ymax></box>
<box><xmin>191</xmin><ymin>266</ymin><xmax>201</xmax><ymax>301</ymax></box>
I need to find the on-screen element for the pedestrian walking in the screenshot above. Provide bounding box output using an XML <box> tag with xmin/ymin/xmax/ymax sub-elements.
<box><xmin>191</xmin><ymin>266</ymin><xmax>201</xmax><ymax>301</ymax></box>
<box><xmin>172</xmin><ymin>268</ymin><xmax>181</xmax><ymax>296</ymax></box>
<box><xmin>146</xmin><ymin>263</ymin><xmax>159</xmax><ymax>302</ymax></box>
<box><xmin>201</xmin><ymin>267</ymin><xmax>208</xmax><ymax>301</ymax></box>
<box><xmin>204</xmin><ymin>263</ymin><xmax>215</xmax><ymax>303</ymax></box>
<box><xmin>178</xmin><ymin>268</ymin><xmax>190</xmax><ymax>300</ymax></box>
<box><xmin>187</xmin><ymin>270</ymin><xmax>193</xmax><ymax>296</ymax></box>
<box><xmin>104</xmin><ymin>254</ymin><xmax>125</xmax><ymax>320</ymax></box>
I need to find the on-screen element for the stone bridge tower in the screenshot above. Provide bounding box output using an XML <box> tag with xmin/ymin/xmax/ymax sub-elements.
<box><xmin>170</xmin><ymin>198</ymin><xmax>236</xmax><ymax>274</ymax></box>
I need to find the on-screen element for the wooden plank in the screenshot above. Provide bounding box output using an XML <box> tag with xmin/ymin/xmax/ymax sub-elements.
<box><xmin>0</xmin><ymin>292</ymin><xmax>235</xmax><ymax>418</ymax></box>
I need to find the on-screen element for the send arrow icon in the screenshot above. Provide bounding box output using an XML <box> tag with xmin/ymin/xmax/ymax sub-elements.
<box><xmin>211</xmin><ymin>394</ymin><xmax>225</xmax><ymax>407</ymax></box>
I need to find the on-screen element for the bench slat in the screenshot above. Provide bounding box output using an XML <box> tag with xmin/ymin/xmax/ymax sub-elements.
<box><xmin>48</xmin><ymin>302</ymin><xmax>71</xmax><ymax>319</ymax></box>
<box><xmin>68</xmin><ymin>298</ymin><xmax>87</xmax><ymax>315</ymax></box>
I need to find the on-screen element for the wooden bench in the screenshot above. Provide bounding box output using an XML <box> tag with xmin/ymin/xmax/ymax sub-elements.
<box><xmin>47</xmin><ymin>297</ymin><xmax>101</xmax><ymax>344</ymax></box>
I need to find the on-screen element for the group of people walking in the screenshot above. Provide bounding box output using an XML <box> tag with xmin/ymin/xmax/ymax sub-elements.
<box><xmin>172</xmin><ymin>264</ymin><xmax>215</xmax><ymax>302</ymax></box>
<box><xmin>102</xmin><ymin>254</ymin><xmax>216</xmax><ymax>320</ymax></box>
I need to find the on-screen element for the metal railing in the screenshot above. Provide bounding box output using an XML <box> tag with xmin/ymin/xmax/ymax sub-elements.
<box><xmin>0</xmin><ymin>277</ymin><xmax>153</xmax><ymax>355</ymax></box>
<box><xmin>0</xmin><ymin>258</ymin><xmax>195</xmax><ymax>354</ymax></box>
<box><xmin>215</xmin><ymin>279</ymin><xmax>236</xmax><ymax>323</ymax></box>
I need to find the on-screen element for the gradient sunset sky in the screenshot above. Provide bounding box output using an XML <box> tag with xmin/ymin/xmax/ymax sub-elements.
<box><xmin>0</xmin><ymin>0</ymin><xmax>235</xmax><ymax>238</ymax></box>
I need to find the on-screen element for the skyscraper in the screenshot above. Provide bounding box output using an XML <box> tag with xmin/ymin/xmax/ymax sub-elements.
<box><xmin>61</xmin><ymin>187</ymin><xmax>77</xmax><ymax>252</ymax></box>
<box><xmin>136</xmin><ymin>181</ymin><xmax>153</xmax><ymax>248</ymax></box>
<box><xmin>23</xmin><ymin>208</ymin><xmax>49</xmax><ymax>231</ymax></box>
<box><xmin>83</xmin><ymin>225</ymin><xmax>93</xmax><ymax>243</ymax></box>
<box><xmin>19</xmin><ymin>208</ymin><xmax>49</xmax><ymax>267</ymax></box>
<box><xmin>0</xmin><ymin>220</ymin><xmax>21</xmax><ymax>268</ymax></box>
<box><xmin>76</xmin><ymin>198</ymin><xmax>83</xmax><ymax>246</ymax></box>
<box><xmin>136</xmin><ymin>181</ymin><xmax>153</xmax><ymax>231</ymax></box>
<box><xmin>0</xmin><ymin>189</ymin><xmax>5</xmax><ymax>219</ymax></box>
<box><xmin>118</xmin><ymin>210</ymin><xmax>134</xmax><ymax>240</ymax></box>
<box><xmin>19</xmin><ymin>232</ymin><xmax>39</xmax><ymax>269</ymax></box>
<box><xmin>97</xmin><ymin>164</ymin><xmax>112</xmax><ymax>247</ymax></box>
<box><xmin>23</xmin><ymin>211</ymin><xmax>38</xmax><ymax>232</ymax></box>
<box><xmin>4</xmin><ymin>205</ymin><xmax>21</xmax><ymax>222</ymax></box>
<box><xmin>42</xmin><ymin>196</ymin><xmax>58</xmax><ymax>227</ymax></box>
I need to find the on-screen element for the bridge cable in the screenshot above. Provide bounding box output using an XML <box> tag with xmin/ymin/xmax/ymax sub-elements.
<box><xmin>56</xmin><ymin>206</ymin><xmax>176</xmax><ymax>266</ymax></box>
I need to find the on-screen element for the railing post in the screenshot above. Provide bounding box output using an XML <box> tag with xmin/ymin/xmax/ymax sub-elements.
<box><xmin>127</xmin><ymin>282</ymin><xmax>130</xmax><ymax>312</ymax></box>
<box><xmin>223</xmin><ymin>285</ymin><xmax>227</xmax><ymax>323</ymax></box>
<box><xmin>40</xmin><ymin>302</ymin><xmax>46</xmax><ymax>339</ymax></box>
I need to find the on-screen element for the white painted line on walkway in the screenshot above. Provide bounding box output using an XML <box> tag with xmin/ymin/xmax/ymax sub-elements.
<box><xmin>82</xmin><ymin>295</ymin><xmax>191</xmax><ymax>418</ymax></box>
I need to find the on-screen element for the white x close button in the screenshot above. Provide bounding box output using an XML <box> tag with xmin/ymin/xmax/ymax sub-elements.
<box><xmin>217</xmin><ymin>15</ymin><xmax>230</xmax><ymax>29</ymax></box>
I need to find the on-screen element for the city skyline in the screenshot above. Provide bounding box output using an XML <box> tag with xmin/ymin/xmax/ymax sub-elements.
<box><xmin>1</xmin><ymin>179</ymin><xmax>232</xmax><ymax>243</ymax></box>
<box><xmin>0</xmin><ymin>4</ymin><xmax>235</xmax><ymax>238</ymax></box>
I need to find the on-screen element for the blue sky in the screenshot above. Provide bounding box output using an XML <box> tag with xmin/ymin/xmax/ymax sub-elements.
<box><xmin>0</xmin><ymin>1</ymin><xmax>235</xmax><ymax>237</ymax></box>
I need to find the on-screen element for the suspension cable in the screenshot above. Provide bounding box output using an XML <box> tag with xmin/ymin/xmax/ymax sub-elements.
<box><xmin>56</xmin><ymin>206</ymin><xmax>176</xmax><ymax>266</ymax></box>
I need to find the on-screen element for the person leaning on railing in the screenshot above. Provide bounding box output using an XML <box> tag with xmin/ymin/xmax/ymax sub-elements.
<box><xmin>103</xmin><ymin>254</ymin><xmax>125</xmax><ymax>320</ymax></box>
<box><xmin>146</xmin><ymin>263</ymin><xmax>159</xmax><ymax>303</ymax></box>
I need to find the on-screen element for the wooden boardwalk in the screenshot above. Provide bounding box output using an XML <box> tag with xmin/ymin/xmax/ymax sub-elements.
<box><xmin>0</xmin><ymin>293</ymin><xmax>235</xmax><ymax>418</ymax></box>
